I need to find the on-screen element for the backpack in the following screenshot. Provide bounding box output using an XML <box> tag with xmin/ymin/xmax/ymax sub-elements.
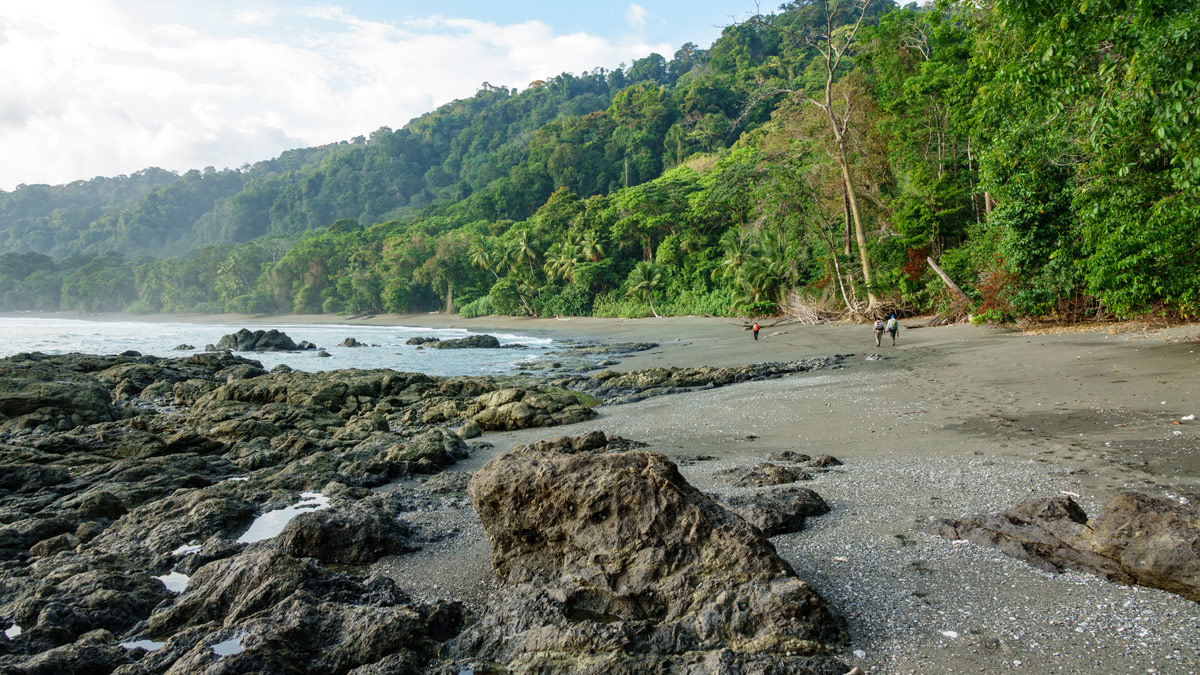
<box><xmin>874</xmin><ymin>320</ymin><xmax>884</xmax><ymax>331</ymax></box>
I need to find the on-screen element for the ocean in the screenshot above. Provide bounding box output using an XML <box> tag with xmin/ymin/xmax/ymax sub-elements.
<box><xmin>0</xmin><ymin>316</ymin><xmax>554</xmax><ymax>376</ymax></box>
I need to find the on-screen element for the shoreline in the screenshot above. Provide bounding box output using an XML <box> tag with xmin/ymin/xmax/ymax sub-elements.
<box><xmin>1</xmin><ymin>311</ymin><xmax>1199</xmax><ymax>671</ymax></box>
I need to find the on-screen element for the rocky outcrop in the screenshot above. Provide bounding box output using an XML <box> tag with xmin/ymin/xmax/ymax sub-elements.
<box><xmin>454</xmin><ymin>434</ymin><xmax>847</xmax><ymax>672</ymax></box>
<box><xmin>214</xmin><ymin>328</ymin><xmax>306</xmax><ymax>352</ymax></box>
<box><xmin>339</xmin><ymin>337</ymin><xmax>366</xmax><ymax>347</ymax></box>
<box><xmin>928</xmin><ymin>492</ymin><xmax>1200</xmax><ymax>602</ymax></box>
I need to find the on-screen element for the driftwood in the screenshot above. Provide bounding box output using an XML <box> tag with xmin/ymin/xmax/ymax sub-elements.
<box><xmin>927</xmin><ymin>257</ymin><xmax>972</xmax><ymax>304</ymax></box>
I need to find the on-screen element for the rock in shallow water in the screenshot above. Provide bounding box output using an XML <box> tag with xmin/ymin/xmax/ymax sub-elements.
<box><xmin>454</xmin><ymin>434</ymin><xmax>847</xmax><ymax>672</ymax></box>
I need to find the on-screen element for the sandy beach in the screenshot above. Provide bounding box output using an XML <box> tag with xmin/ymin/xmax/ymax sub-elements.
<box><xmin>14</xmin><ymin>311</ymin><xmax>1200</xmax><ymax>672</ymax></box>
<box><xmin>371</xmin><ymin>313</ymin><xmax>1200</xmax><ymax>674</ymax></box>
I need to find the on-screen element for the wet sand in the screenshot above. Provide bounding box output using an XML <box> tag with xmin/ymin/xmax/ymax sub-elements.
<box><xmin>22</xmin><ymin>312</ymin><xmax>1200</xmax><ymax>672</ymax></box>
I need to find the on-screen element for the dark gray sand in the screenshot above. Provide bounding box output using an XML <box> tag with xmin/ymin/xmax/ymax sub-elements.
<box><xmin>373</xmin><ymin>318</ymin><xmax>1200</xmax><ymax>674</ymax></box>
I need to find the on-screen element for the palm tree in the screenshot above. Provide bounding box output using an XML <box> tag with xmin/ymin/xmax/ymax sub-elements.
<box><xmin>625</xmin><ymin>261</ymin><xmax>665</xmax><ymax>318</ymax></box>
<box><xmin>581</xmin><ymin>230</ymin><xmax>606</xmax><ymax>262</ymax></box>
<box><xmin>712</xmin><ymin>228</ymin><xmax>752</xmax><ymax>284</ymax></box>
<box><xmin>469</xmin><ymin>241</ymin><xmax>499</xmax><ymax>280</ymax></box>
<box><xmin>507</xmin><ymin>231</ymin><xmax>539</xmax><ymax>278</ymax></box>
<box><xmin>543</xmin><ymin>241</ymin><xmax>581</xmax><ymax>282</ymax></box>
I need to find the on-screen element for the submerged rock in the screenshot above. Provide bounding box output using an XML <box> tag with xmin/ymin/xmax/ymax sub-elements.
<box><xmin>454</xmin><ymin>434</ymin><xmax>847</xmax><ymax>672</ymax></box>
<box><xmin>928</xmin><ymin>492</ymin><xmax>1200</xmax><ymax>602</ymax></box>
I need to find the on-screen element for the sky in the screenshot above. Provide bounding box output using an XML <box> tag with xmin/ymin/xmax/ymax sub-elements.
<box><xmin>0</xmin><ymin>1</ymin><xmax>751</xmax><ymax>191</ymax></box>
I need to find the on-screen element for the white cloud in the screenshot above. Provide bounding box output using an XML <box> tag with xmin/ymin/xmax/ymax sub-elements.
<box><xmin>0</xmin><ymin>2</ymin><xmax>671</xmax><ymax>190</ymax></box>
<box><xmin>626</xmin><ymin>4</ymin><xmax>648</xmax><ymax>31</ymax></box>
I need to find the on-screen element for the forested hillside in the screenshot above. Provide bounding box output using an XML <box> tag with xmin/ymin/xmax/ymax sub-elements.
<box><xmin>1</xmin><ymin>0</ymin><xmax>1196</xmax><ymax>322</ymax></box>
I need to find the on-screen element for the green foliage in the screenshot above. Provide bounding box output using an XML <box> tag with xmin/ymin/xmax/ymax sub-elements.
<box><xmin>3</xmin><ymin>0</ymin><xmax>1195</xmax><ymax>322</ymax></box>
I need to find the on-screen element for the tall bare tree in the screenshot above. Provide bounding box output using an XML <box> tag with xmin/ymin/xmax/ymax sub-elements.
<box><xmin>751</xmin><ymin>0</ymin><xmax>879</xmax><ymax>309</ymax></box>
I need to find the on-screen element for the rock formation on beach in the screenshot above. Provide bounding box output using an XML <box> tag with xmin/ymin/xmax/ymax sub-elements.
<box><xmin>0</xmin><ymin>346</ymin><xmax>855</xmax><ymax>673</ymax></box>
<box><xmin>0</xmin><ymin>350</ymin><xmax>600</xmax><ymax>673</ymax></box>
<box><xmin>451</xmin><ymin>431</ymin><xmax>848</xmax><ymax>673</ymax></box>
<box><xmin>928</xmin><ymin>492</ymin><xmax>1200</xmax><ymax>602</ymax></box>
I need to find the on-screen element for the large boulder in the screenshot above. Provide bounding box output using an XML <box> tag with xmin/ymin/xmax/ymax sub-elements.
<box><xmin>215</xmin><ymin>328</ymin><xmax>302</xmax><ymax>352</ymax></box>
<box><xmin>454</xmin><ymin>436</ymin><xmax>846</xmax><ymax>672</ymax></box>
<box><xmin>928</xmin><ymin>492</ymin><xmax>1200</xmax><ymax>602</ymax></box>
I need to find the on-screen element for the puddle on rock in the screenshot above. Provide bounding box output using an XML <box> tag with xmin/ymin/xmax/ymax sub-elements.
<box><xmin>119</xmin><ymin>639</ymin><xmax>166</xmax><ymax>651</ymax></box>
<box><xmin>236</xmin><ymin>492</ymin><xmax>330</xmax><ymax>544</ymax></box>
<box><xmin>171</xmin><ymin>544</ymin><xmax>201</xmax><ymax>556</ymax></box>
<box><xmin>155</xmin><ymin>571</ymin><xmax>189</xmax><ymax>593</ymax></box>
<box><xmin>4</xmin><ymin>624</ymin><xmax>20</xmax><ymax>639</ymax></box>
<box><xmin>212</xmin><ymin>633</ymin><xmax>245</xmax><ymax>657</ymax></box>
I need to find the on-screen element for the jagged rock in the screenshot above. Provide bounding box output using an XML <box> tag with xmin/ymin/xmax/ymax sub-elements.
<box><xmin>340</xmin><ymin>337</ymin><xmax>366</xmax><ymax>347</ymax></box>
<box><xmin>718</xmin><ymin>462</ymin><xmax>812</xmax><ymax>488</ymax></box>
<box><xmin>172</xmin><ymin>344</ymin><xmax>194</xmax><ymax>351</ymax></box>
<box><xmin>276</xmin><ymin>503</ymin><xmax>416</xmax><ymax>564</ymax></box>
<box><xmin>721</xmin><ymin>486</ymin><xmax>831</xmax><ymax>537</ymax></box>
<box><xmin>8</xmin><ymin>567</ymin><xmax>172</xmax><ymax>650</ymax></box>
<box><xmin>0</xmin><ymin>378</ymin><xmax>119</xmax><ymax>433</ymax></box>
<box><xmin>125</xmin><ymin>553</ymin><xmax>462</xmax><ymax>674</ymax></box>
<box><xmin>454</xmin><ymin>437</ymin><xmax>846</xmax><ymax>671</ymax></box>
<box><xmin>429</xmin><ymin>335</ymin><xmax>501</xmax><ymax>349</ymax></box>
<box><xmin>6</xmin><ymin>639</ymin><xmax>137</xmax><ymax>674</ymax></box>
<box><xmin>298</xmin><ymin>340</ymin><xmax>318</xmax><ymax>350</ymax></box>
<box><xmin>0</xmin><ymin>517</ymin><xmax>74</xmax><ymax>556</ymax></box>
<box><xmin>406</xmin><ymin>336</ymin><xmax>441</xmax><ymax>346</ymax></box>
<box><xmin>928</xmin><ymin>492</ymin><xmax>1200</xmax><ymax>602</ymax></box>
<box><xmin>29</xmin><ymin>533</ymin><xmax>80</xmax><ymax>558</ymax></box>
<box><xmin>214</xmin><ymin>328</ymin><xmax>303</xmax><ymax>352</ymax></box>
<box><xmin>0</xmin><ymin>464</ymin><xmax>70</xmax><ymax>494</ymax></box>
<box><xmin>317</xmin><ymin>349</ymin><xmax>331</xmax><ymax>357</ymax></box>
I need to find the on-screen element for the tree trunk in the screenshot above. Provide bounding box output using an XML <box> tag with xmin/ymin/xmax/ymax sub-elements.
<box><xmin>446</xmin><ymin>280</ymin><xmax>454</xmax><ymax>314</ymax></box>
<box><xmin>836</xmin><ymin>138</ymin><xmax>876</xmax><ymax>307</ymax></box>
<box><xmin>842</xmin><ymin>189</ymin><xmax>852</xmax><ymax>256</ymax></box>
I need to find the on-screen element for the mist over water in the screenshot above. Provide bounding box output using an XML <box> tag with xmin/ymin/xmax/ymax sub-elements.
<box><xmin>0</xmin><ymin>317</ymin><xmax>553</xmax><ymax>375</ymax></box>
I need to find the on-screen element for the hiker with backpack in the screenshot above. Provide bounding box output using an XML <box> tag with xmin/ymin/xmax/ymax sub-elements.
<box><xmin>873</xmin><ymin>318</ymin><xmax>885</xmax><ymax>347</ymax></box>
<box><xmin>886</xmin><ymin>315</ymin><xmax>899</xmax><ymax>345</ymax></box>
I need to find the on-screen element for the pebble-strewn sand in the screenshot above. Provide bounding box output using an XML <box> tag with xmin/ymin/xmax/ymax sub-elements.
<box><xmin>45</xmin><ymin>312</ymin><xmax>1200</xmax><ymax>673</ymax></box>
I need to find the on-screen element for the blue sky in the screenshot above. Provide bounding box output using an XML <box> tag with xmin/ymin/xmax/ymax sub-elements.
<box><xmin>0</xmin><ymin>1</ymin><xmax>753</xmax><ymax>190</ymax></box>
